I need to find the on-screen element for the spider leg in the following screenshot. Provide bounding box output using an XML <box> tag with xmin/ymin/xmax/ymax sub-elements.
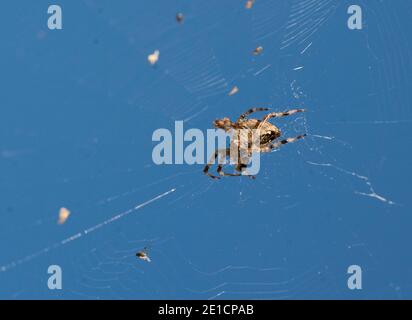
<box><xmin>237</xmin><ymin>107</ymin><xmax>270</xmax><ymax>123</ymax></box>
<box><xmin>203</xmin><ymin>148</ymin><xmax>256</xmax><ymax>179</ymax></box>
<box><xmin>261</xmin><ymin>108</ymin><xmax>305</xmax><ymax>123</ymax></box>
<box><xmin>215</xmin><ymin>148</ymin><xmax>242</xmax><ymax>177</ymax></box>
<box><xmin>217</xmin><ymin>165</ymin><xmax>241</xmax><ymax>177</ymax></box>
<box><xmin>203</xmin><ymin>148</ymin><xmax>229</xmax><ymax>180</ymax></box>
<box><xmin>216</xmin><ymin>163</ymin><xmax>256</xmax><ymax>179</ymax></box>
<box><xmin>261</xmin><ymin>134</ymin><xmax>307</xmax><ymax>152</ymax></box>
<box><xmin>237</xmin><ymin>163</ymin><xmax>257</xmax><ymax>179</ymax></box>
<box><xmin>216</xmin><ymin>147</ymin><xmax>256</xmax><ymax>179</ymax></box>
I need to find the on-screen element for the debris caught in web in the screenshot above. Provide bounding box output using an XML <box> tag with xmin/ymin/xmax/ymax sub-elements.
<box><xmin>176</xmin><ymin>13</ymin><xmax>184</xmax><ymax>24</ymax></box>
<box><xmin>253</xmin><ymin>46</ymin><xmax>263</xmax><ymax>56</ymax></box>
<box><xmin>136</xmin><ymin>248</ymin><xmax>151</xmax><ymax>263</ymax></box>
<box><xmin>58</xmin><ymin>207</ymin><xmax>70</xmax><ymax>225</ymax></box>
<box><xmin>245</xmin><ymin>0</ymin><xmax>255</xmax><ymax>9</ymax></box>
<box><xmin>148</xmin><ymin>50</ymin><xmax>160</xmax><ymax>66</ymax></box>
<box><xmin>228</xmin><ymin>86</ymin><xmax>239</xmax><ymax>96</ymax></box>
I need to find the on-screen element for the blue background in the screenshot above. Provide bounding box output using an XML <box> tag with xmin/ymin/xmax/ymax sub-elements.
<box><xmin>0</xmin><ymin>0</ymin><xmax>411</xmax><ymax>299</ymax></box>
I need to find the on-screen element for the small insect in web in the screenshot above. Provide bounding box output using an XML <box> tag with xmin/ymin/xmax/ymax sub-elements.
<box><xmin>253</xmin><ymin>46</ymin><xmax>263</xmax><ymax>56</ymax></box>
<box><xmin>136</xmin><ymin>247</ymin><xmax>151</xmax><ymax>263</ymax></box>
<box><xmin>176</xmin><ymin>13</ymin><xmax>184</xmax><ymax>24</ymax></box>
<box><xmin>203</xmin><ymin>108</ymin><xmax>307</xmax><ymax>179</ymax></box>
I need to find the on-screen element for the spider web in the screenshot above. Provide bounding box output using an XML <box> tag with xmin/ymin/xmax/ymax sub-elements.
<box><xmin>0</xmin><ymin>0</ymin><xmax>411</xmax><ymax>299</ymax></box>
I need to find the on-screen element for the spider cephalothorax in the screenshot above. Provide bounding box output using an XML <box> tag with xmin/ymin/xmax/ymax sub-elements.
<box><xmin>204</xmin><ymin>108</ymin><xmax>306</xmax><ymax>179</ymax></box>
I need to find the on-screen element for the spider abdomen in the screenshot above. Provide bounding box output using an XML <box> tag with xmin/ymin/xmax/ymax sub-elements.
<box><xmin>260</xmin><ymin>131</ymin><xmax>279</xmax><ymax>145</ymax></box>
<box><xmin>257</xmin><ymin>122</ymin><xmax>281</xmax><ymax>145</ymax></box>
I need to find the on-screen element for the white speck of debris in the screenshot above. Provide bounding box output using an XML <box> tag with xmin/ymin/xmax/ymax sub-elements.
<box><xmin>293</xmin><ymin>66</ymin><xmax>304</xmax><ymax>71</ymax></box>
<box><xmin>148</xmin><ymin>50</ymin><xmax>160</xmax><ymax>66</ymax></box>
<box><xmin>228</xmin><ymin>86</ymin><xmax>239</xmax><ymax>96</ymax></box>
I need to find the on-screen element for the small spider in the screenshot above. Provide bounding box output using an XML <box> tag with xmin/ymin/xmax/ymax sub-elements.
<box><xmin>203</xmin><ymin>108</ymin><xmax>306</xmax><ymax>179</ymax></box>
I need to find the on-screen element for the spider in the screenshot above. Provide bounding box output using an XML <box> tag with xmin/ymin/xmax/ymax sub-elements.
<box><xmin>203</xmin><ymin>108</ymin><xmax>306</xmax><ymax>179</ymax></box>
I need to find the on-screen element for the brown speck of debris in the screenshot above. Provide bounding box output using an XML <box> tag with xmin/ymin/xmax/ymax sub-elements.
<box><xmin>253</xmin><ymin>46</ymin><xmax>263</xmax><ymax>55</ymax></box>
<box><xmin>58</xmin><ymin>207</ymin><xmax>71</xmax><ymax>225</ymax></box>
<box><xmin>246</xmin><ymin>0</ymin><xmax>255</xmax><ymax>9</ymax></box>
<box><xmin>176</xmin><ymin>13</ymin><xmax>184</xmax><ymax>23</ymax></box>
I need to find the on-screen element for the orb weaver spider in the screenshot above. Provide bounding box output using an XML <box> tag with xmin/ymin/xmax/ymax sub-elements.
<box><xmin>203</xmin><ymin>108</ymin><xmax>306</xmax><ymax>179</ymax></box>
